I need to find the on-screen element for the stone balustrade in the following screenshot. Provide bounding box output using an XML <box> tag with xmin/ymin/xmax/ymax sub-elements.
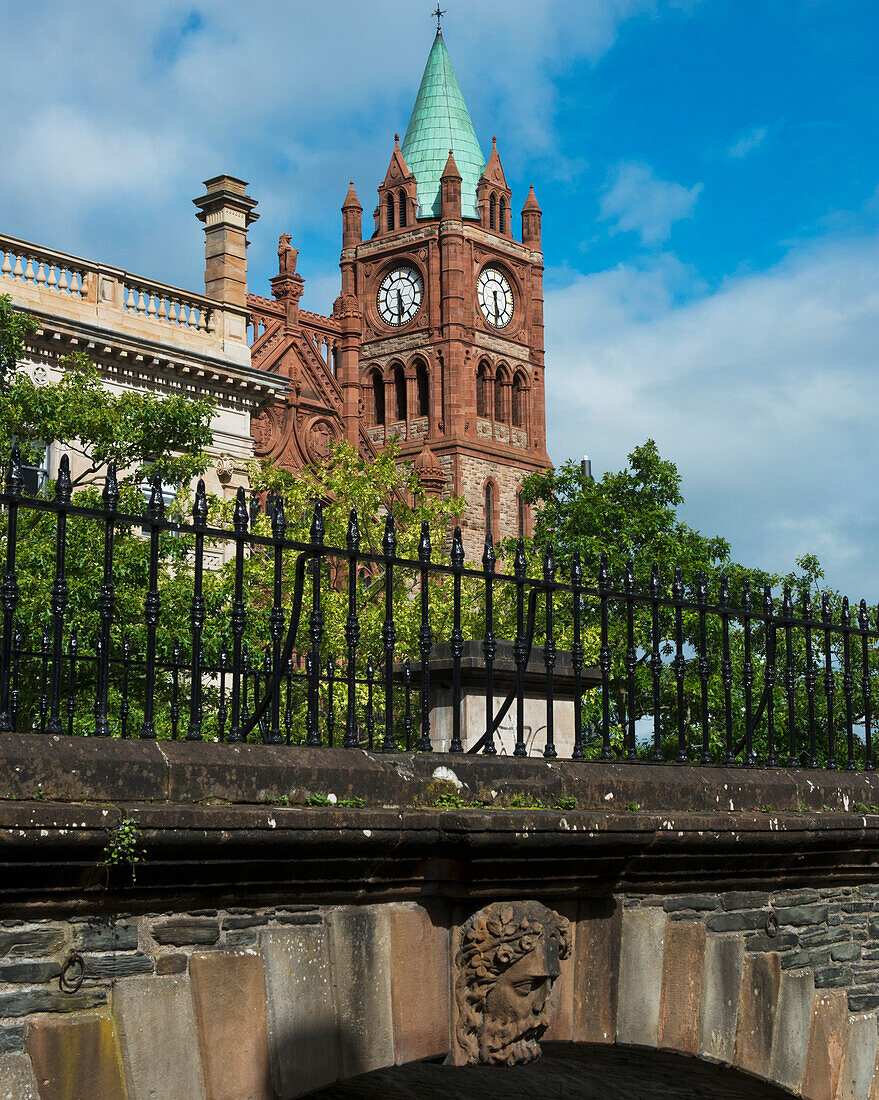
<box><xmin>0</xmin><ymin>233</ymin><xmax>250</xmax><ymax>366</ymax></box>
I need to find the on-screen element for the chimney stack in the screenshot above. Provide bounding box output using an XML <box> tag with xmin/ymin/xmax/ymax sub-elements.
<box><xmin>193</xmin><ymin>175</ymin><xmax>259</xmax><ymax>309</ymax></box>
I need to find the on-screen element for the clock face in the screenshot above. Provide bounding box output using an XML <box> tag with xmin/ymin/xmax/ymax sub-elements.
<box><xmin>477</xmin><ymin>266</ymin><xmax>514</xmax><ymax>328</ymax></box>
<box><xmin>377</xmin><ymin>265</ymin><xmax>423</xmax><ymax>327</ymax></box>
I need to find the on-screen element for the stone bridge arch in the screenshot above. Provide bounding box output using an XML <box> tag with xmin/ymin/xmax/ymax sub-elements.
<box><xmin>4</xmin><ymin>897</ymin><xmax>878</xmax><ymax>1099</ymax></box>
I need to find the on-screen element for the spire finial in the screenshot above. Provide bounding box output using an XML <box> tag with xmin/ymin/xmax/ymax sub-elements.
<box><xmin>432</xmin><ymin>5</ymin><xmax>446</xmax><ymax>31</ymax></box>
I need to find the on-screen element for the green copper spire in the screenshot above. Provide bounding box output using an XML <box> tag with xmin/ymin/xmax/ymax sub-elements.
<box><xmin>401</xmin><ymin>31</ymin><xmax>485</xmax><ymax>219</ymax></box>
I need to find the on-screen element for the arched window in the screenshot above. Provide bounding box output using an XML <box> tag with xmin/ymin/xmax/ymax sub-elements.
<box><xmin>393</xmin><ymin>365</ymin><xmax>407</xmax><ymax>422</ymax></box>
<box><xmin>398</xmin><ymin>189</ymin><xmax>407</xmax><ymax>229</ymax></box>
<box><xmin>370</xmin><ymin>369</ymin><xmax>385</xmax><ymax>425</ymax></box>
<box><xmin>386</xmin><ymin>192</ymin><xmax>395</xmax><ymax>232</ymax></box>
<box><xmin>331</xmin><ymin>345</ymin><xmax>338</xmax><ymax>377</ymax></box>
<box><xmin>489</xmin><ymin>192</ymin><xmax>497</xmax><ymax>231</ymax></box>
<box><xmin>484</xmin><ymin>481</ymin><xmax>496</xmax><ymax>543</ymax></box>
<box><xmin>499</xmin><ymin>195</ymin><xmax>508</xmax><ymax>234</ymax></box>
<box><xmin>476</xmin><ymin>361</ymin><xmax>490</xmax><ymax>419</ymax></box>
<box><xmin>415</xmin><ymin>360</ymin><xmax>429</xmax><ymax>417</ymax></box>
<box><xmin>512</xmin><ymin>372</ymin><xmax>527</xmax><ymax>428</ymax></box>
<box><xmin>494</xmin><ymin>367</ymin><xmax>508</xmax><ymax>422</ymax></box>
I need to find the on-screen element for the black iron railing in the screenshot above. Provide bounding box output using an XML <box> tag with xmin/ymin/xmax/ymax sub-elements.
<box><xmin>0</xmin><ymin>447</ymin><xmax>877</xmax><ymax>766</ymax></box>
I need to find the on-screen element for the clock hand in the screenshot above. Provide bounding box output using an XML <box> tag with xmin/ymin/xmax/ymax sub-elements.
<box><xmin>493</xmin><ymin>290</ymin><xmax>499</xmax><ymax>323</ymax></box>
<box><xmin>397</xmin><ymin>289</ymin><xmax>403</xmax><ymax>322</ymax></box>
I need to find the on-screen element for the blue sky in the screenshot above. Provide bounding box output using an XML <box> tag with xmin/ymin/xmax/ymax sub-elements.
<box><xmin>3</xmin><ymin>1</ymin><xmax>879</xmax><ymax>596</ymax></box>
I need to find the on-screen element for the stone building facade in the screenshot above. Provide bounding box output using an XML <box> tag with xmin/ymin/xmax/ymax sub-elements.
<box><xmin>0</xmin><ymin>176</ymin><xmax>287</xmax><ymax>501</ymax></box>
<box><xmin>248</xmin><ymin>28</ymin><xmax>550</xmax><ymax>546</ymax></box>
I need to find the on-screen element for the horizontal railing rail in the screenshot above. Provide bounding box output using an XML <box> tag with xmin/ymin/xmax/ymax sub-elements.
<box><xmin>1</xmin><ymin>446</ymin><xmax>877</xmax><ymax>767</ymax></box>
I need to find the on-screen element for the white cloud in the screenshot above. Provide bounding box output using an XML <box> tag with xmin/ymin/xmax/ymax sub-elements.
<box><xmin>728</xmin><ymin>126</ymin><xmax>769</xmax><ymax>159</ymax></box>
<box><xmin>600</xmin><ymin>162</ymin><xmax>703</xmax><ymax>245</ymax></box>
<box><xmin>544</xmin><ymin>229</ymin><xmax>879</xmax><ymax>596</ymax></box>
<box><xmin>0</xmin><ymin>1</ymin><xmax>700</xmax><ymax>287</ymax></box>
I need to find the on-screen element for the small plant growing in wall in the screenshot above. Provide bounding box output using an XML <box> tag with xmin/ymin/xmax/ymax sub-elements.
<box><xmin>101</xmin><ymin>818</ymin><xmax>145</xmax><ymax>884</ymax></box>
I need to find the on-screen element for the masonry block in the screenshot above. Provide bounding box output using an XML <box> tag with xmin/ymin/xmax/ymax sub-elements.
<box><xmin>837</xmin><ymin>1013</ymin><xmax>878</xmax><ymax>1100</ymax></box>
<box><xmin>389</xmin><ymin>905</ymin><xmax>450</xmax><ymax>1061</ymax></box>
<box><xmin>801</xmin><ymin>989</ymin><xmax>849</xmax><ymax>1100</ymax></box>
<box><xmin>328</xmin><ymin>907</ymin><xmax>394</xmax><ymax>1079</ymax></box>
<box><xmin>0</xmin><ymin>1053</ymin><xmax>39</xmax><ymax>1100</ymax></box>
<box><xmin>734</xmin><ymin>951</ymin><xmax>781</xmax><ymax>1079</ymax></box>
<box><xmin>616</xmin><ymin>906</ymin><xmax>666</xmax><ymax>1048</ymax></box>
<box><xmin>573</xmin><ymin>896</ymin><xmax>622</xmax><ymax>1045</ymax></box>
<box><xmin>769</xmin><ymin>966</ymin><xmax>815</xmax><ymax>1092</ymax></box>
<box><xmin>658</xmin><ymin>919</ymin><xmax>705</xmax><ymax>1053</ymax></box>
<box><xmin>114</xmin><ymin>975</ymin><xmax>206</xmax><ymax>1100</ymax></box>
<box><xmin>190</xmin><ymin>951</ymin><xmax>272</xmax><ymax>1100</ymax></box>
<box><xmin>698</xmin><ymin>932</ymin><xmax>744</xmax><ymax>1065</ymax></box>
<box><xmin>27</xmin><ymin>1015</ymin><xmax>128</xmax><ymax>1100</ymax></box>
<box><xmin>543</xmin><ymin>901</ymin><xmax>577</xmax><ymax>1043</ymax></box>
<box><xmin>260</xmin><ymin>924</ymin><xmax>338</xmax><ymax>1098</ymax></box>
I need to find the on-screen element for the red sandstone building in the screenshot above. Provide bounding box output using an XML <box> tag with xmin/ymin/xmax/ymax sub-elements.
<box><xmin>248</xmin><ymin>27</ymin><xmax>549</xmax><ymax>543</ymax></box>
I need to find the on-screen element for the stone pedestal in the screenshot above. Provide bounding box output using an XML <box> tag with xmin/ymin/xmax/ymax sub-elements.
<box><xmin>407</xmin><ymin>641</ymin><xmax>600</xmax><ymax>757</ymax></box>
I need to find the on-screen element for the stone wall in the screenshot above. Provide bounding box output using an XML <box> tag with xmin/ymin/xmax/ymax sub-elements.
<box><xmin>4</xmin><ymin>890</ymin><xmax>879</xmax><ymax>1098</ymax></box>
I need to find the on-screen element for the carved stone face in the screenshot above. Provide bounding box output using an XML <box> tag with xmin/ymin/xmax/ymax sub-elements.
<box><xmin>478</xmin><ymin>939</ymin><xmax>562</xmax><ymax>1064</ymax></box>
<box><xmin>448</xmin><ymin>900</ymin><xmax>571</xmax><ymax>1068</ymax></box>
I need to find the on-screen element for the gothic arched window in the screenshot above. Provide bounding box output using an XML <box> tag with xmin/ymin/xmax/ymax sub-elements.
<box><xmin>386</xmin><ymin>192</ymin><xmax>395</xmax><ymax>232</ymax></box>
<box><xmin>499</xmin><ymin>195</ymin><xmax>508</xmax><ymax>234</ymax></box>
<box><xmin>494</xmin><ymin>366</ymin><xmax>509</xmax><ymax>423</ymax></box>
<box><xmin>484</xmin><ymin>480</ymin><xmax>497</xmax><ymax>543</ymax></box>
<box><xmin>512</xmin><ymin>372</ymin><xmax>527</xmax><ymax>428</ymax></box>
<box><xmin>398</xmin><ymin>189</ymin><xmax>407</xmax><ymax>229</ymax></box>
<box><xmin>415</xmin><ymin>359</ymin><xmax>429</xmax><ymax>418</ymax></box>
<box><xmin>489</xmin><ymin>192</ymin><xmax>497</xmax><ymax>231</ymax></box>
<box><xmin>476</xmin><ymin>362</ymin><xmax>490</xmax><ymax>419</ymax></box>
<box><xmin>393</xmin><ymin>365</ymin><xmax>407</xmax><ymax>422</ymax></box>
<box><xmin>371</xmin><ymin>369</ymin><xmax>385</xmax><ymax>425</ymax></box>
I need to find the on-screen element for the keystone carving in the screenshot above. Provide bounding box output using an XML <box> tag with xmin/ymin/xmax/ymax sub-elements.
<box><xmin>448</xmin><ymin>900</ymin><xmax>571</xmax><ymax>1067</ymax></box>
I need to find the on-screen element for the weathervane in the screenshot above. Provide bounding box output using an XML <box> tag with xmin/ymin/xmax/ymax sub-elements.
<box><xmin>433</xmin><ymin>5</ymin><xmax>446</xmax><ymax>31</ymax></box>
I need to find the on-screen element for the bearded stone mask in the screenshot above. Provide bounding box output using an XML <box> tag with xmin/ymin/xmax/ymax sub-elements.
<box><xmin>447</xmin><ymin>900</ymin><xmax>572</xmax><ymax>1067</ymax></box>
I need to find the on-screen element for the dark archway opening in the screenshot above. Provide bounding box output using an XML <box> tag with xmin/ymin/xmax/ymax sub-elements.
<box><xmin>303</xmin><ymin>1043</ymin><xmax>793</xmax><ymax>1099</ymax></box>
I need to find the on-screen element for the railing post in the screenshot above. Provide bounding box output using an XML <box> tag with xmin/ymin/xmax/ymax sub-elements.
<box><xmin>47</xmin><ymin>455</ymin><xmax>72</xmax><ymax>736</ymax></box>
<box><xmin>93</xmin><ymin>464</ymin><xmax>118</xmax><ymax>737</ymax></box>
<box><xmin>0</xmin><ymin>447</ymin><xmax>22</xmax><ymax>732</ymax></box>
<box><xmin>742</xmin><ymin>579</ymin><xmax>755</xmax><ymax>766</ymax></box>
<box><xmin>842</xmin><ymin>597</ymin><xmax>855</xmax><ymax>770</ymax></box>
<box><xmin>624</xmin><ymin>559</ymin><xmax>637</xmax><ymax>761</ymax></box>
<box><xmin>417</xmin><ymin>522</ymin><xmax>433</xmax><ymax>752</ymax></box>
<box><xmin>543</xmin><ymin>544</ymin><xmax>557</xmax><ymax>759</ymax></box>
<box><xmin>598</xmin><ymin>552</ymin><xmax>612</xmax><ymax>760</ymax></box>
<box><xmin>673</xmin><ymin>565</ymin><xmax>687</xmax><ymax>763</ymax></box>
<box><xmin>186</xmin><ymin>479</ymin><xmax>208</xmax><ymax>741</ymax></box>
<box><xmin>821</xmin><ymin>592</ymin><xmax>836</xmax><ymax>769</ymax></box>
<box><xmin>306</xmin><ymin>503</ymin><xmax>325</xmax><ymax>747</ymax></box>
<box><xmin>344</xmin><ymin>510</ymin><xmax>361</xmax><ymax>748</ymax></box>
<box><xmin>720</xmin><ymin>573</ymin><xmax>734</xmax><ymax>766</ymax></box>
<box><xmin>266</xmin><ymin>497</ymin><xmax>286</xmax><ymax>745</ymax></box>
<box><xmin>649</xmin><ymin>562</ymin><xmax>663</xmax><ymax>763</ymax></box>
<box><xmin>804</xmin><ymin>591</ymin><xmax>818</xmax><ymax>768</ymax></box>
<box><xmin>782</xmin><ymin>584</ymin><xmax>797</xmax><ymax>767</ymax></box>
<box><xmin>449</xmin><ymin>527</ymin><xmax>464</xmax><ymax>753</ymax></box>
<box><xmin>381</xmin><ymin>514</ymin><xmax>397</xmax><ymax>753</ymax></box>
<box><xmin>860</xmin><ymin>600</ymin><xmax>873</xmax><ymax>771</ymax></box>
<box><xmin>513</xmin><ymin>540</ymin><xmax>528</xmax><ymax>758</ymax></box>
<box><xmin>482</xmin><ymin>531</ymin><xmax>497</xmax><ymax>756</ymax></box>
<box><xmin>764</xmin><ymin>585</ymin><xmax>777</xmax><ymax>768</ymax></box>
<box><xmin>696</xmin><ymin>570</ymin><xmax>711</xmax><ymax>765</ymax></box>
<box><xmin>571</xmin><ymin>551</ymin><xmax>585</xmax><ymax>760</ymax></box>
<box><xmin>228</xmin><ymin>487</ymin><xmax>249</xmax><ymax>743</ymax></box>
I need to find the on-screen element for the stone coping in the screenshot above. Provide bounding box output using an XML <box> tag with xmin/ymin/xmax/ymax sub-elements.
<box><xmin>3</xmin><ymin>793</ymin><xmax>879</xmax><ymax>914</ymax></box>
<box><xmin>2</xmin><ymin>733</ymin><xmax>879</xmax><ymax>813</ymax></box>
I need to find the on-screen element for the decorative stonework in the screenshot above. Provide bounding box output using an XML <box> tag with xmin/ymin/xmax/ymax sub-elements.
<box><xmin>448</xmin><ymin>900</ymin><xmax>571</xmax><ymax>1067</ymax></box>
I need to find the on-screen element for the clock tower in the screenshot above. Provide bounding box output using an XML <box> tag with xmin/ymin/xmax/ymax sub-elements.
<box><xmin>339</xmin><ymin>26</ymin><xmax>550</xmax><ymax>544</ymax></box>
<box><xmin>249</xmin><ymin>25</ymin><xmax>550</xmax><ymax>546</ymax></box>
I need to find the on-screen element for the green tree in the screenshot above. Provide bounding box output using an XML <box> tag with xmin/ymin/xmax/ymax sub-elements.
<box><xmin>520</xmin><ymin>441</ymin><xmax>867</xmax><ymax>765</ymax></box>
